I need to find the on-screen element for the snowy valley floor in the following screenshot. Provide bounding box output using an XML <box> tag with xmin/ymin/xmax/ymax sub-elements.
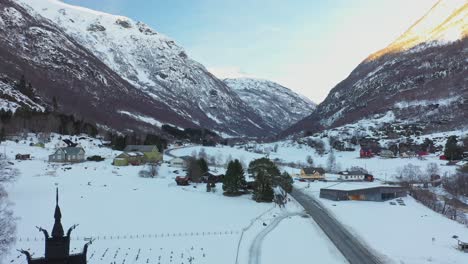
<box><xmin>4</xmin><ymin>137</ymin><xmax>346</xmax><ymax>264</ymax></box>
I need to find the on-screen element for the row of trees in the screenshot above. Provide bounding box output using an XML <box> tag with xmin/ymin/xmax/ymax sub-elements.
<box><xmin>0</xmin><ymin>108</ymin><xmax>99</xmax><ymax>140</ymax></box>
<box><xmin>106</xmin><ymin>132</ymin><xmax>167</xmax><ymax>151</ymax></box>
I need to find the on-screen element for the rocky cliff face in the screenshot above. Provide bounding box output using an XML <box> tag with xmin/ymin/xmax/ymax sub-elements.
<box><xmin>285</xmin><ymin>0</ymin><xmax>468</xmax><ymax>136</ymax></box>
<box><xmin>13</xmin><ymin>0</ymin><xmax>274</xmax><ymax>137</ymax></box>
<box><xmin>224</xmin><ymin>78</ymin><xmax>315</xmax><ymax>131</ymax></box>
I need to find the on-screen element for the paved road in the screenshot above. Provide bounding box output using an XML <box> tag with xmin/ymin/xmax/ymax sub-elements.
<box><xmin>291</xmin><ymin>189</ymin><xmax>383</xmax><ymax>264</ymax></box>
<box><xmin>248</xmin><ymin>212</ymin><xmax>302</xmax><ymax>264</ymax></box>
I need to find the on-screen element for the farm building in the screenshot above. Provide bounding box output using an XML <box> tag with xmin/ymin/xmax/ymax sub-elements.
<box><xmin>320</xmin><ymin>186</ymin><xmax>407</xmax><ymax>201</ymax></box>
<box><xmin>49</xmin><ymin>147</ymin><xmax>85</xmax><ymax>163</ymax></box>
<box><xmin>113</xmin><ymin>152</ymin><xmax>145</xmax><ymax>166</ymax></box>
<box><xmin>300</xmin><ymin>167</ymin><xmax>325</xmax><ymax>180</ymax></box>
<box><xmin>123</xmin><ymin>145</ymin><xmax>162</xmax><ymax>163</ymax></box>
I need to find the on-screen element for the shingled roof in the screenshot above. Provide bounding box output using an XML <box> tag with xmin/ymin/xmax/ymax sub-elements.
<box><xmin>302</xmin><ymin>167</ymin><xmax>325</xmax><ymax>175</ymax></box>
<box><xmin>124</xmin><ymin>145</ymin><xmax>158</xmax><ymax>152</ymax></box>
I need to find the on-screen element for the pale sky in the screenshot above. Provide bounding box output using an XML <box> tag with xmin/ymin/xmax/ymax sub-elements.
<box><xmin>63</xmin><ymin>0</ymin><xmax>438</xmax><ymax>103</ymax></box>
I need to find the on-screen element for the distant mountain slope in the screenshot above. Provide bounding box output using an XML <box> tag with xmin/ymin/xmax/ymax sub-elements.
<box><xmin>1</xmin><ymin>0</ymin><xmax>194</xmax><ymax>133</ymax></box>
<box><xmin>224</xmin><ymin>78</ymin><xmax>315</xmax><ymax>131</ymax></box>
<box><xmin>285</xmin><ymin>0</ymin><xmax>468</xmax><ymax>136</ymax></box>
<box><xmin>16</xmin><ymin>0</ymin><xmax>274</xmax><ymax>137</ymax></box>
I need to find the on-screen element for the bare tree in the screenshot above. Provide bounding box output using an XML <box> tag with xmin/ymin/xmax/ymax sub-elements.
<box><xmin>426</xmin><ymin>162</ymin><xmax>440</xmax><ymax>177</ymax></box>
<box><xmin>198</xmin><ymin>148</ymin><xmax>207</xmax><ymax>160</ymax></box>
<box><xmin>139</xmin><ymin>163</ymin><xmax>159</xmax><ymax>178</ymax></box>
<box><xmin>327</xmin><ymin>150</ymin><xmax>337</xmax><ymax>173</ymax></box>
<box><xmin>398</xmin><ymin>163</ymin><xmax>422</xmax><ymax>183</ymax></box>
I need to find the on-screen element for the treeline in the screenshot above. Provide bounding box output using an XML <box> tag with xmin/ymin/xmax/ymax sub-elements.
<box><xmin>0</xmin><ymin>107</ymin><xmax>98</xmax><ymax>141</ymax></box>
<box><xmin>106</xmin><ymin>132</ymin><xmax>167</xmax><ymax>152</ymax></box>
<box><xmin>162</xmin><ymin>124</ymin><xmax>219</xmax><ymax>145</ymax></box>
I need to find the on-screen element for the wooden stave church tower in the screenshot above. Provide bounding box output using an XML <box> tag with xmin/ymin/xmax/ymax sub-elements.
<box><xmin>20</xmin><ymin>189</ymin><xmax>91</xmax><ymax>264</ymax></box>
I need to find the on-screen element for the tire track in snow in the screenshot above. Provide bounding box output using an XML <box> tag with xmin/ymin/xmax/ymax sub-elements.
<box><xmin>247</xmin><ymin>212</ymin><xmax>302</xmax><ymax>264</ymax></box>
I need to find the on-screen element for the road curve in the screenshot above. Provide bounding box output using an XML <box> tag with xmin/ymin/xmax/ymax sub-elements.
<box><xmin>248</xmin><ymin>212</ymin><xmax>302</xmax><ymax>264</ymax></box>
<box><xmin>291</xmin><ymin>189</ymin><xmax>383</xmax><ymax>264</ymax></box>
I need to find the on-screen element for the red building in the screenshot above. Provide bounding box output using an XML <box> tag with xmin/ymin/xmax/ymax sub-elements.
<box><xmin>360</xmin><ymin>148</ymin><xmax>373</xmax><ymax>158</ymax></box>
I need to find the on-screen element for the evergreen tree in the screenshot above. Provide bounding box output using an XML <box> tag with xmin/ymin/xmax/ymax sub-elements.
<box><xmin>52</xmin><ymin>96</ymin><xmax>58</xmax><ymax>112</ymax></box>
<box><xmin>252</xmin><ymin>170</ymin><xmax>274</xmax><ymax>202</ymax></box>
<box><xmin>277</xmin><ymin>172</ymin><xmax>293</xmax><ymax>193</ymax></box>
<box><xmin>249</xmin><ymin>158</ymin><xmax>281</xmax><ymax>202</ymax></box>
<box><xmin>445</xmin><ymin>136</ymin><xmax>463</xmax><ymax>161</ymax></box>
<box><xmin>187</xmin><ymin>158</ymin><xmax>202</xmax><ymax>183</ymax></box>
<box><xmin>247</xmin><ymin>158</ymin><xmax>280</xmax><ymax>179</ymax></box>
<box><xmin>197</xmin><ymin>158</ymin><xmax>209</xmax><ymax>174</ymax></box>
<box><xmin>0</xmin><ymin>127</ymin><xmax>5</xmax><ymax>142</ymax></box>
<box><xmin>222</xmin><ymin>159</ymin><xmax>245</xmax><ymax>196</ymax></box>
<box><xmin>16</xmin><ymin>75</ymin><xmax>26</xmax><ymax>92</ymax></box>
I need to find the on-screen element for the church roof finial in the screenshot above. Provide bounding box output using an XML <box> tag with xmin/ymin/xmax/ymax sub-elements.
<box><xmin>52</xmin><ymin>188</ymin><xmax>64</xmax><ymax>238</ymax></box>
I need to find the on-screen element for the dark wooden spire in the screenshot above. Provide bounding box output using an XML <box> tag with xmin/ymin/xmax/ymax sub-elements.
<box><xmin>51</xmin><ymin>188</ymin><xmax>64</xmax><ymax>238</ymax></box>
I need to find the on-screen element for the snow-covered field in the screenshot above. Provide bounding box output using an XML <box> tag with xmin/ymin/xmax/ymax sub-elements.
<box><xmin>295</xmin><ymin>181</ymin><xmax>468</xmax><ymax>264</ymax></box>
<box><xmin>3</xmin><ymin>135</ymin><xmax>345</xmax><ymax>264</ymax></box>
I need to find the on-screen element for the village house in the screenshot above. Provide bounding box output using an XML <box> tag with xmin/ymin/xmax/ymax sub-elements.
<box><xmin>169</xmin><ymin>156</ymin><xmax>191</xmax><ymax>167</ymax></box>
<box><xmin>124</xmin><ymin>145</ymin><xmax>162</xmax><ymax>162</ymax></box>
<box><xmin>113</xmin><ymin>145</ymin><xmax>163</xmax><ymax>166</ymax></box>
<box><xmin>49</xmin><ymin>147</ymin><xmax>85</xmax><ymax>163</ymax></box>
<box><xmin>338</xmin><ymin>171</ymin><xmax>374</xmax><ymax>182</ymax></box>
<box><xmin>360</xmin><ymin>147</ymin><xmax>373</xmax><ymax>158</ymax></box>
<box><xmin>401</xmin><ymin>151</ymin><xmax>417</xmax><ymax>158</ymax></box>
<box><xmin>113</xmin><ymin>152</ymin><xmax>145</xmax><ymax>166</ymax></box>
<box><xmin>379</xmin><ymin>149</ymin><xmax>395</xmax><ymax>158</ymax></box>
<box><xmin>299</xmin><ymin>167</ymin><xmax>325</xmax><ymax>180</ymax></box>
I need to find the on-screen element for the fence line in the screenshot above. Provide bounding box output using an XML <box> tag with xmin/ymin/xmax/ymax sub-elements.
<box><xmin>17</xmin><ymin>230</ymin><xmax>241</xmax><ymax>242</ymax></box>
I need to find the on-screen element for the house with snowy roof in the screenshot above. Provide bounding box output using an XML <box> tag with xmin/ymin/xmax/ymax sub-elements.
<box><xmin>299</xmin><ymin>167</ymin><xmax>325</xmax><ymax>180</ymax></box>
<box><xmin>49</xmin><ymin>147</ymin><xmax>85</xmax><ymax>163</ymax></box>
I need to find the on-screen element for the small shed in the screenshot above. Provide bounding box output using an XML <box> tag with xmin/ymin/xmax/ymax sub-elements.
<box><xmin>15</xmin><ymin>154</ymin><xmax>31</xmax><ymax>160</ymax></box>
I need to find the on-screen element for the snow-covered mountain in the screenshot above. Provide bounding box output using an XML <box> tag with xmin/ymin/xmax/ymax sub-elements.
<box><xmin>224</xmin><ymin>78</ymin><xmax>315</xmax><ymax>131</ymax></box>
<box><xmin>5</xmin><ymin>0</ymin><xmax>275</xmax><ymax>137</ymax></box>
<box><xmin>285</xmin><ymin>0</ymin><xmax>468</xmax><ymax>136</ymax></box>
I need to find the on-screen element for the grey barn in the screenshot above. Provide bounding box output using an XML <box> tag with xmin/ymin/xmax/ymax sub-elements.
<box><xmin>320</xmin><ymin>186</ymin><xmax>408</xmax><ymax>201</ymax></box>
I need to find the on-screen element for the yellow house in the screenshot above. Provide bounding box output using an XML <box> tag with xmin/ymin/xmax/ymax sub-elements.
<box><xmin>300</xmin><ymin>167</ymin><xmax>326</xmax><ymax>180</ymax></box>
<box><xmin>123</xmin><ymin>145</ymin><xmax>162</xmax><ymax>163</ymax></box>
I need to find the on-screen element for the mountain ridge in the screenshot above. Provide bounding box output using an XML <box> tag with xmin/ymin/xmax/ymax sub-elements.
<box><xmin>284</xmin><ymin>0</ymin><xmax>468</xmax><ymax>137</ymax></box>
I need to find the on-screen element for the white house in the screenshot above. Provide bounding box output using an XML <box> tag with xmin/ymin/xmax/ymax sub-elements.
<box><xmin>169</xmin><ymin>156</ymin><xmax>191</xmax><ymax>167</ymax></box>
